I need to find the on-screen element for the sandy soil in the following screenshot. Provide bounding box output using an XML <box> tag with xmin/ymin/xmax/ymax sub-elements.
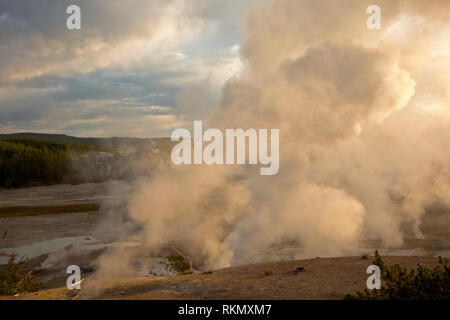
<box><xmin>0</xmin><ymin>212</ymin><xmax>98</xmax><ymax>249</ymax></box>
<box><xmin>0</xmin><ymin>183</ymin><xmax>113</xmax><ymax>207</ymax></box>
<box><xmin>2</xmin><ymin>255</ymin><xmax>441</xmax><ymax>300</ymax></box>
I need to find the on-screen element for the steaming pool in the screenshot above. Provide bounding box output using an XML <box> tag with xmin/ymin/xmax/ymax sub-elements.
<box><xmin>0</xmin><ymin>183</ymin><xmax>449</xmax><ymax>280</ymax></box>
<box><xmin>1</xmin><ymin>235</ymin><xmax>449</xmax><ymax>269</ymax></box>
<box><xmin>0</xmin><ymin>236</ymin><xmax>180</xmax><ymax>277</ymax></box>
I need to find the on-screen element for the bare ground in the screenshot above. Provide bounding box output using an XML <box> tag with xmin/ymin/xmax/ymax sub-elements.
<box><xmin>2</xmin><ymin>255</ymin><xmax>441</xmax><ymax>300</ymax></box>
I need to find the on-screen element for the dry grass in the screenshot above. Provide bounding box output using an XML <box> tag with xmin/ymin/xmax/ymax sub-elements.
<box><xmin>0</xmin><ymin>204</ymin><xmax>100</xmax><ymax>218</ymax></box>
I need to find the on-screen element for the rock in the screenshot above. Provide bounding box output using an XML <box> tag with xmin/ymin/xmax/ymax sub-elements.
<box><xmin>295</xmin><ymin>267</ymin><xmax>305</xmax><ymax>274</ymax></box>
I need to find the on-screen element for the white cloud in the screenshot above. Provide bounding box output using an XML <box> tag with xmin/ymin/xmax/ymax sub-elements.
<box><xmin>0</xmin><ymin>0</ymin><xmax>253</xmax><ymax>137</ymax></box>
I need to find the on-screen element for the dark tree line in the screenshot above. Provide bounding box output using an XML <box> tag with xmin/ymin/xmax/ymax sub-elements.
<box><xmin>0</xmin><ymin>139</ymin><xmax>88</xmax><ymax>188</ymax></box>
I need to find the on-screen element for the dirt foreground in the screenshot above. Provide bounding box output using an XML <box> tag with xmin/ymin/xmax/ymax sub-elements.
<box><xmin>2</xmin><ymin>255</ymin><xmax>440</xmax><ymax>300</ymax></box>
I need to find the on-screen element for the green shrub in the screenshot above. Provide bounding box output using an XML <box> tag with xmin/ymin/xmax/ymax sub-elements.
<box><xmin>167</xmin><ymin>255</ymin><xmax>191</xmax><ymax>275</ymax></box>
<box><xmin>264</xmin><ymin>269</ymin><xmax>273</xmax><ymax>276</ymax></box>
<box><xmin>361</xmin><ymin>253</ymin><xmax>369</xmax><ymax>260</ymax></box>
<box><xmin>202</xmin><ymin>270</ymin><xmax>214</xmax><ymax>275</ymax></box>
<box><xmin>346</xmin><ymin>251</ymin><xmax>450</xmax><ymax>300</ymax></box>
<box><xmin>0</xmin><ymin>253</ymin><xmax>41</xmax><ymax>296</ymax></box>
<box><xmin>180</xmin><ymin>270</ymin><xmax>194</xmax><ymax>275</ymax></box>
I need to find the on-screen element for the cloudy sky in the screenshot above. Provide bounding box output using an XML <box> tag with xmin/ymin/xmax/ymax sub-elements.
<box><xmin>0</xmin><ymin>0</ymin><xmax>254</xmax><ymax>137</ymax></box>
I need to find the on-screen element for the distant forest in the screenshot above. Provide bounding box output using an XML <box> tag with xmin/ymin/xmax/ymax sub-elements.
<box><xmin>0</xmin><ymin>132</ymin><xmax>158</xmax><ymax>152</ymax></box>
<box><xmin>0</xmin><ymin>133</ymin><xmax>173</xmax><ymax>189</ymax></box>
<box><xmin>0</xmin><ymin>139</ymin><xmax>89</xmax><ymax>188</ymax></box>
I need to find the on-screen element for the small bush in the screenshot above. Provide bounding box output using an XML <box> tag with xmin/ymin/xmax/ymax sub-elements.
<box><xmin>167</xmin><ymin>255</ymin><xmax>191</xmax><ymax>275</ymax></box>
<box><xmin>202</xmin><ymin>270</ymin><xmax>214</xmax><ymax>275</ymax></box>
<box><xmin>180</xmin><ymin>270</ymin><xmax>194</xmax><ymax>275</ymax></box>
<box><xmin>0</xmin><ymin>253</ymin><xmax>41</xmax><ymax>296</ymax></box>
<box><xmin>264</xmin><ymin>269</ymin><xmax>273</xmax><ymax>276</ymax></box>
<box><xmin>346</xmin><ymin>251</ymin><xmax>450</xmax><ymax>300</ymax></box>
<box><xmin>361</xmin><ymin>254</ymin><xmax>369</xmax><ymax>260</ymax></box>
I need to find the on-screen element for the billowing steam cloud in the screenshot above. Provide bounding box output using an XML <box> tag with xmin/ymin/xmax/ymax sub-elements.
<box><xmin>95</xmin><ymin>0</ymin><xmax>450</xmax><ymax>273</ymax></box>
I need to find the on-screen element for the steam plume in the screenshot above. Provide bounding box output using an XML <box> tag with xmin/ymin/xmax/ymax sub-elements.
<box><xmin>95</xmin><ymin>0</ymin><xmax>450</xmax><ymax>273</ymax></box>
